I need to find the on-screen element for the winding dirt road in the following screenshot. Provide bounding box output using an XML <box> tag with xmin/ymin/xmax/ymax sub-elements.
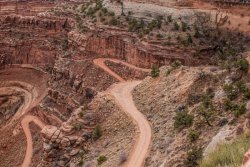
<box><xmin>21</xmin><ymin>115</ymin><xmax>45</xmax><ymax>167</ymax></box>
<box><xmin>93</xmin><ymin>58</ymin><xmax>151</xmax><ymax>82</ymax></box>
<box><xmin>1</xmin><ymin>59</ymin><xmax>151</xmax><ymax>167</ymax></box>
<box><xmin>94</xmin><ymin>58</ymin><xmax>152</xmax><ymax>167</ymax></box>
<box><xmin>0</xmin><ymin>67</ymin><xmax>48</xmax><ymax>167</ymax></box>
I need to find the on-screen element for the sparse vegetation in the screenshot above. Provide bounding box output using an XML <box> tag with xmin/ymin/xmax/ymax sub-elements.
<box><xmin>174</xmin><ymin>108</ymin><xmax>194</xmax><ymax>130</ymax></box>
<box><xmin>97</xmin><ymin>155</ymin><xmax>107</xmax><ymax>165</ymax></box>
<box><xmin>173</xmin><ymin>21</ymin><xmax>180</xmax><ymax>31</ymax></box>
<box><xmin>93</xmin><ymin>124</ymin><xmax>102</xmax><ymax>140</ymax></box>
<box><xmin>188</xmin><ymin>129</ymin><xmax>200</xmax><ymax>142</ymax></box>
<box><xmin>184</xmin><ymin>146</ymin><xmax>203</xmax><ymax>167</ymax></box>
<box><xmin>200</xmin><ymin>130</ymin><xmax>250</xmax><ymax>167</ymax></box>
<box><xmin>151</xmin><ymin>65</ymin><xmax>160</xmax><ymax>78</ymax></box>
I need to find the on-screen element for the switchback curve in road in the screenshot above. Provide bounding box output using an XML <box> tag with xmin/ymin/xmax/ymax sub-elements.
<box><xmin>93</xmin><ymin>58</ymin><xmax>151</xmax><ymax>82</ymax></box>
<box><xmin>21</xmin><ymin>115</ymin><xmax>45</xmax><ymax>167</ymax></box>
<box><xmin>109</xmin><ymin>81</ymin><xmax>152</xmax><ymax>167</ymax></box>
<box><xmin>94</xmin><ymin>58</ymin><xmax>152</xmax><ymax>167</ymax></box>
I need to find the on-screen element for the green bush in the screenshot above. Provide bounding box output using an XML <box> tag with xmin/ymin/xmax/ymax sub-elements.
<box><xmin>236</xmin><ymin>58</ymin><xmax>249</xmax><ymax>73</ymax></box>
<box><xmin>151</xmin><ymin>65</ymin><xmax>160</xmax><ymax>78</ymax></box>
<box><xmin>173</xmin><ymin>21</ymin><xmax>180</xmax><ymax>30</ymax></box>
<box><xmin>174</xmin><ymin>110</ymin><xmax>194</xmax><ymax>130</ymax></box>
<box><xmin>223</xmin><ymin>84</ymin><xmax>239</xmax><ymax>100</ymax></box>
<box><xmin>110</xmin><ymin>17</ymin><xmax>118</xmax><ymax>26</ymax></box>
<box><xmin>233</xmin><ymin>103</ymin><xmax>246</xmax><ymax>117</ymax></box>
<box><xmin>187</xmin><ymin>33</ymin><xmax>193</xmax><ymax>44</ymax></box>
<box><xmin>97</xmin><ymin>155</ymin><xmax>107</xmax><ymax>165</ymax></box>
<box><xmin>181</xmin><ymin>21</ymin><xmax>188</xmax><ymax>32</ymax></box>
<box><xmin>184</xmin><ymin>146</ymin><xmax>203</xmax><ymax>167</ymax></box>
<box><xmin>244</xmin><ymin>88</ymin><xmax>250</xmax><ymax>99</ymax></box>
<box><xmin>167</xmin><ymin>15</ymin><xmax>173</xmax><ymax>22</ymax></box>
<box><xmin>171</xmin><ymin>60</ymin><xmax>182</xmax><ymax>69</ymax></box>
<box><xmin>62</xmin><ymin>38</ymin><xmax>69</xmax><ymax>51</ymax></box>
<box><xmin>93</xmin><ymin>124</ymin><xmax>102</xmax><ymax>140</ymax></box>
<box><xmin>200</xmin><ymin>130</ymin><xmax>250</xmax><ymax>167</ymax></box>
<box><xmin>156</xmin><ymin>33</ymin><xmax>163</xmax><ymax>39</ymax></box>
<box><xmin>224</xmin><ymin>99</ymin><xmax>246</xmax><ymax>117</ymax></box>
<box><xmin>78</xmin><ymin>112</ymin><xmax>84</xmax><ymax>118</ymax></box>
<box><xmin>188</xmin><ymin>130</ymin><xmax>200</xmax><ymax>142</ymax></box>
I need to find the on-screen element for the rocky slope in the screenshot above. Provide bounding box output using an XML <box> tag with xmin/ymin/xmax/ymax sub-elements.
<box><xmin>133</xmin><ymin>65</ymin><xmax>250</xmax><ymax>166</ymax></box>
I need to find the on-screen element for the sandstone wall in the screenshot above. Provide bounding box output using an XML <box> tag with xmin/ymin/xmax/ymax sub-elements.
<box><xmin>0</xmin><ymin>15</ymin><xmax>70</xmax><ymax>67</ymax></box>
<box><xmin>84</xmin><ymin>34</ymin><xmax>190</xmax><ymax>68</ymax></box>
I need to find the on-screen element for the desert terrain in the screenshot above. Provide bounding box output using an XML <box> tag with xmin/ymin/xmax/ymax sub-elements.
<box><xmin>0</xmin><ymin>0</ymin><xmax>250</xmax><ymax>167</ymax></box>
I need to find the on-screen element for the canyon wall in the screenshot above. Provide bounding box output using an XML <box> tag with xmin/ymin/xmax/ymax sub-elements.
<box><xmin>0</xmin><ymin>15</ymin><xmax>70</xmax><ymax>67</ymax></box>
<box><xmin>69</xmin><ymin>30</ymin><xmax>195</xmax><ymax>68</ymax></box>
<box><xmin>0</xmin><ymin>14</ymin><xmax>197</xmax><ymax>69</ymax></box>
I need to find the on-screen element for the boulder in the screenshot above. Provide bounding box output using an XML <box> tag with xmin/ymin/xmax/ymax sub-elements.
<box><xmin>41</xmin><ymin>125</ymin><xmax>58</xmax><ymax>140</ymax></box>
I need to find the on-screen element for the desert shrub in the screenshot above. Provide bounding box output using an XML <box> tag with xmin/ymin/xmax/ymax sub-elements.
<box><xmin>181</xmin><ymin>21</ymin><xmax>188</xmax><ymax>32</ymax></box>
<box><xmin>93</xmin><ymin>124</ymin><xmax>102</xmax><ymax>140</ymax></box>
<box><xmin>233</xmin><ymin>103</ymin><xmax>246</xmax><ymax>117</ymax></box>
<box><xmin>188</xmin><ymin>129</ymin><xmax>200</xmax><ymax>142</ymax></box>
<box><xmin>62</xmin><ymin>38</ymin><xmax>69</xmax><ymax>51</ymax></box>
<box><xmin>200</xmin><ymin>130</ymin><xmax>250</xmax><ymax>167</ymax></box>
<box><xmin>236</xmin><ymin>58</ymin><xmax>249</xmax><ymax>73</ymax></box>
<box><xmin>74</xmin><ymin>123</ymin><xmax>83</xmax><ymax>131</ymax></box>
<box><xmin>173</xmin><ymin>21</ymin><xmax>180</xmax><ymax>30</ymax></box>
<box><xmin>78</xmin><ymin>158</ymin><xmax>84</xmax><ymax>166</ymax></box>
<box><xmin>97</xmin><ymin>155</ymin><xmax>107</xmax><ymax>165</ymax></box>
<box><xmin>223</xmin><ymin>84</ymin><xmax>239</xmax><ymax>100</ymax></box>
<box><xmin>151</xmin><ymin>65</ymin><xmax>160</xmax><ymax>78</ymax></box>
<box><xmin>244</xmin><ymin>88</ymin><xmax>250</xmax><ymax>99</ymax></box>
<box><xmin>108</xmin><ymin>11</ymin><xmax>115</xmax><ymax>16</ymax></box>
<box><xmin>101</xmin><ymin>7</ymin><xmax>108</xmax><ymax>14</ymax></box>
<box><xmin>224</xmin><ymin>99</ymin><xmax>235</xmax><ymax>111</ymax></box>
<box><xmin>224</xmin><ymin>99</ymin><xmax>246</xmax><ymax>117</ymax></box>
<box><xmin>156</xmin><ymin>33</ymin><xmax>163</xmax><ymax>39</ymax></box>
<box><xmin>79</xmin><ymin>112</ymin><xmax>84</xmax><ymax>118</ymax></box>
<box><xmin>171</xmin><ymin>60</ymin><xmax>182</xmax><ymax>68</ymax></box>
<box><xmin>201</xmin><ymin>94</ymin><xmax>213</xmax><ymax>108</ymax></box>
<box><xmin>184</xmin><ymin>146</ymin><xmax>203</xmax><ymax>167</ymax></box>
<box><xmin>187</xmin><ymin>33</ymin><xmax>193</xmax><ymax>44</ymax></box>
<box><xmin>194</xmin><ymin>26</ymin><xmax>201</xmax><ymax>38</ymax></box>
<box><xmin>174</xmin><ymin>110</ymin><xmax>194</xmax><ymax>130</ymax></box>
<box><xmin>110</xmin><ymin>17</ymin><xmax>118</xmax><ymax>26</ymax></box>
<box><xmin>167</xmin><ymin>15</ymin><xmax>173</xmax><ymax>22</ymax></box>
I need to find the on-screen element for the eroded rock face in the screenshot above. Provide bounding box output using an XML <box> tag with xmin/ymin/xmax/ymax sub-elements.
<box><xmin>84</xmin><ymin>34</ymin><xmax>192</xmax><ymax>68</ymax></box>
<box><xmin>40</xmin><ymin>106</ymin><xmax>95</xmax><ymax>167</ymax></box>
<box><xmin>0</xmin><ymin>15</ymin><xmax>70</xmax><ymax>67</ymax></box>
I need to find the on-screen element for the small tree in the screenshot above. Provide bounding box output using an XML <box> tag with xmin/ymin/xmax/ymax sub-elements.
<box><xmin>197</xmin><ymin>106</ymin><xmax>214</xmax><ymax>127</ymax></box>
<box><xmin>151</xmin><ymin>65</ymin><xmax>160</xmax><ymax>78</ymax></box>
